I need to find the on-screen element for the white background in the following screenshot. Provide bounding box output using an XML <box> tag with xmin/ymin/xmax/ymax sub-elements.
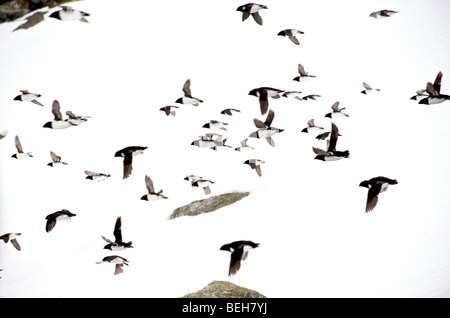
<box><xmin>0</xmin><ymin>0</ymin><xmax>449</xmax><ymax>297</ymax></box>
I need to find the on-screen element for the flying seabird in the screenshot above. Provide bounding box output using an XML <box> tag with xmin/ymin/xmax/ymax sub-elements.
<box><xmin>324</xmin><ymin>101</ymin><xmax>349</xmax><ymax>118</ymax></box>
<box><xmin>361</xmin><ymin>82</ymin><xmax>380</xmax><ymax>94</ymax></box>
<box><xmin>312</xmin><ymin>123</ymin><xmax>349</xmax><ymax>161</ymax></box>
<box><xmin>249</xmin><ymin>109</ymin><xmax>284</xmax><ymax>147</ymax></box>
<box><xmin>203</xmin><ymin>120</ymin><xmax>228</xmax><ymax>131</ymax></box>
<box><xmin>235</xmin><ymin>138</ymin><xmax>255</xmax><ymax>152</ymax></box>
<box><xmin>11</xmin><ymin>135</ymin><xmax>33</xmax><ymax>159</ymax></box>
<box><xmin>96</xmin><ymin>255</ymin><xmax>129</xmax><ymax>275</ymax></box>
<box><xmin>47</xmin><ymin>151</ymin><xmax>68</xmax><ymax>167</ymax></box>
<box><xmin>43</xmin><ymin>100</ymin><xmax>75</xmax><ymax>129</ymax></box>
<box><xmin>244</xmin><ymin>159</ymin><xmax>265</xmax><ymax>177</ymax></box>
<box><xmin>45</xmin><ymin>209</ymin><xmax>76</xmax><ymax>233</ymax></box>
<box><xmin>236</xmin><ymin>3</ymin><xmax>267</xmax><ymax>25</ymax></box>
<box><xmin>160</xmin><ymin>106</ymin><xmax>179</xmax><ymax>116</ymax></box>
<box><xmin>359</xmin><ymin>176</ymin><xmax>398</xmax><ymax>212</ymax></box>
<box><xmin>248</xmin><ymin>87</ymin><xmax>284</xmax><ymax>115</ymax></box>
<box><xmin>369</xmin><ymin>9</ymin><xmax>398</xmax><ymax>18</ymax></box>
<box><xmin>301</xmin><ymin>119</ymin><xmax>324</xmax><ymax>133</ymax></box>
<box><xmin>191</xmin><ymin>134</ymin><xmax>225</xmax><ymax>149</ymax></box>
<box><xmin>175</xmin><ymin>79</ymin><xmax>203</xmax><ymax>106</ymax></box>
<box><xmin>85</xmin><ymin>170</ymin><xmax>111</xmax><ymax>182</ymax></box>
<box><xmin>49</xmin><ymin>6</ymin><xmax>90</xmax><ymax>22</ymax></box>
<box><xmin>141</xmin><ymin>175</ymin><xmax>168</xmax><ymax>201</ymax></box>
<box><xmin>301</xmin><ymin>94</ymin><xmax>321</xmax><ymax>101</ymax></box>
<box><xmin>13</xmin><ymin>90</ymin><xmax>43</xmax><ymax>106</ymax></box>
<box><xmin>418</xmin><ymin>71</ymin><xmax>450</xmax><ymax>105</ymax></box>
<box><xmin>191</xmin><ymin>178</ymin><xmax>215</xmax><ymax>195</ymax></box>
<box><xmin>0</xmin><ymin>233</ymin><xmax>21</xmax><ymax>251</ymax></box>
<box><xmin>114</xmin><ymin>146</ymin><xmax>147</xmax><ymax>179</ymax></box>
<box><xmin>282</xmin><ymin>91</ymin><xmax>303</xmax><ymax>100</ymax></box>
<box><xmin>102</xmin><ymin>216</ymin><xmax>133</xmax><ymax>251</ymax></box>
<box><xmin>65</xmin><ymin>111</ymin><xmax>90</xmax><ymax>126</ymax></box>
<box><xmin>277</xmin><ymin>29</ymin><xmax>304</xmax><ymax>45</ymax></box>
<box><xmin>293</xmin><ymin>63</ymin><xmax>316</xmax><ymax>82</ymax></box>
<box><xmin>220</xmin><ymin>240</ymin><xmax>260</xmax><ymax>276</ymax></box>
<box><xmin>220</xmin><ymin>108</ymin><xmax>241</xmax><ymax>116</ymax></box>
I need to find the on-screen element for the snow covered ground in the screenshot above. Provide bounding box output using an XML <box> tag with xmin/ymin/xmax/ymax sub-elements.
<box><xmin>0</xmin><ymin>0</ymin><xmax>449</xmax><ymax>298</ymax></box>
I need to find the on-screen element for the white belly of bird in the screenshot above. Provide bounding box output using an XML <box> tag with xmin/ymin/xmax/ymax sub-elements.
<box><xmin>60</xmin><ymin>10</ymin><xmax>83</xmax><ymax>21</ymax></box>
<box><xmin>15</xmin><ymin>152</ymin><xmax>32</xmax><ymax>159</ymax></box>
<box><xmin>93</xmin><ymin>175</ymin><xmax>108</xmax><ymax>182</ymax></box>
<box><xmin>324</xmin><ymin>156</ymin><xmax>343</xmax><ymax>161</ymax></box>
<box><xmin>146</xmin><ymin>194</ymin><xmax>165</xmax><ymax>201</ymax></box>
<box><xmin>21</xmin><ymin>94</ymin><xmax>39</xmax><ymax>101</ymax></box>
<box><xmin>56</xmin><ymin>215</ymin><xmax>70</xmax><ymax>222</ymax></box>
<box><xmin>52</xmin><ymin>121</ymin><xmax>73</xmax><ymax>129</ymax></box>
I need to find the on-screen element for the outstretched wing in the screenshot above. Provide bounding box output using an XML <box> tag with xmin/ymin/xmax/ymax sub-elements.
<box><xmin>52</xmin><ymin>100</ymin><xmax>63</xmax><ymax>120</ymax></box>
<box><xmin>145</xmin><ymin>175</ymin><xmax>155</xmax><ymax>193</ymax></box>
<box><xmin>113</xmin><ymin>216</ymin><xmax>123</xmax><ymax>243</ymax></box>
<box><xmin>182</xmin><ymin>79</ymin><xmax>192</xmax><ymax>97</ymax></box>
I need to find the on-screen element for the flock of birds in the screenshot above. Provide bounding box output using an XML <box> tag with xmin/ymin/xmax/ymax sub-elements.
<box><xmin>1</xmin><ymin>3</ymin><xmax>449</xmax><ymax>281</ymax></box>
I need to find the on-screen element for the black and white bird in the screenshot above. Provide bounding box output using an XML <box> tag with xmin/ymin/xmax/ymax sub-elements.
<box><xmin>220</xmin><ymin>240</ymin><xmax>260</xmax><ymax>276</ymax></box>
<box><xmin>185</xmin><ymin>175</ymin><xmax>213</xmax><ymax>195</ymax></box>
<box><xmin>418</xmin><ymin>71</ymin><xmax>450</xmax><ymax>105</ymax></box>
<box><xmin>47</xmin><ymin>151</ymin><xmax>68</xmax><ymax>167</ymax></box>
<box><xmin>49</xmin><ymin>6</ymin><xmax>90</xmax><ymax>22</ymax></box>
<box><xmin>160</xmin><ymin>105</ymin><xmax>180</xmax><ymax>116</ymax></box>
<box><xmin>13</xmin><ymin>90</ymin><xmax>43</xmax><ymax>106</ymax></box>
<box><xmin>85</xmin><ymin>170</ymin><xmax>111</xmax><ymax>182</ymax></box>
<box><xmin>203</xmin><ymin>120</ymin><xmax>228</xmax><ymax>131</ymax></box>
<box><xmin>45</xmin><ymin>209</ymin><xmax>76</xmax><ymax>233</ymax></box>
<box><xmin>0</xmin><ymin>233</ymin><xmax>21</xmax><ymax>251</ymax></box>
<box><xmin>96</xmin><ymin>256</ymin><xmax>129</xmax><ymax>275</ymax></box>
<box><xmin>114</xmin><ymin>146</ymin><xmax>147</xmax><ymax>179</ymax></box>
<box><xmin>184</xmin><ymin>175</ymin><xmax>203</xmax><ymax>185</ymax></box>
<box><xmin>278</xmin><ymin>29</ymin><xmax>304</xmax><ymax>45</ymax></box>
<box><xmin>313</xmin><ymin>123</ymin><xmax>349</xmax><ymax>161</ymax></box>
<box><xmin>175</xmin><ymin>79</ymin><xmax>203</xmax><ymax>106</ymax></box>
<box><xmin>43</xmin><ymin>100</ymin><xmax>76</xmax><ymax>129</ymax></box>
<box><xmin>361</xmin><ymin>82</ymin><xmax>380</xmax><ymax>94</ymax></box>
<box><xmin>65</xmin><ymin>111</ymin><xmax>90</xmax><ymax>126</ymax></box>
<box><xmin>244</xmin><ymin>159</ymin><xmax>265</xmax><ymax>177</ymax></box>
<box><xmin>248</xmin><ymin>87</ymin><xmax>284</xmax><ymax>115</ymax></box>
<box><xmin>191</xmin><ymin>178</ymin><xmax>215</xmax><ymax>195</ymax></box>
<box><xmin>301</xmin><ymin>94</ymin><xmax>321</xmax><ymax>101</ymax></box>
<box><xmin>11</xmin><ymin>135</ymin><xmax>33</xmax><ymax>159</ymax></box>
<box><xmin>359</xmin><ymin>177</ymin><xmax>398</xmax><ymax>212</ymax></box>
<box><xmin>102</xmin><ymin>217</ymin><xmax>133</xmax><ymax>251</ymax></box>
<box><xmin>293</xmin><ymin>63</ymin><xmax>316</xmax><ymax>82</ymax></box>
<box><xmin>235</xmin><ymin>138</ymin><xmax>255</xmax><ymax>152</ymax></box>
<box><xmin>141</xmin><ymin>175</ymin><xmax>168</xmax><ymax>201</ymax></box>
<box><xmin>282</xmin><ymin>91</ymin><xmax>303</xmax><ymax>100</ymax></box>
<box><xmin>369</xmin><ymin>9</ymin><xmax>398</xmax><ymax>18</ymax></box>
<box><xmin>324</xmin><ymin>101</ymin><xmax>349</xmax><ymax>118</ymax></box>
<box><xmin>249</xmin><ymin>109</ymin><xmax>284</xmax><ymax>147</ymax></box>
<box><xmin>191</xmin><ymin>134</ymin><xmax>226</xmax><ymax>149</ymax></box>
<box><xmin>301</xmin><ymin>119</ymin><xmax>324</xmax><ymax>133</ymax></box>
<box><xmin>220</xmin><ymin>108</ymin><xmax>241</xmax><ymax>116</ymax></box>
<box><xmin>236</xmin><ymin>3</ymin><xmax>267</xmax><ymax>25</ymax></box>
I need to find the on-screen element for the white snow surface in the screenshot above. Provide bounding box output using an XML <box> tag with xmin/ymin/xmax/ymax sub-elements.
<box><xmin>1</xmin><ymin>0</ymin><xmax>450</xmax><ymax>298</ymax></box>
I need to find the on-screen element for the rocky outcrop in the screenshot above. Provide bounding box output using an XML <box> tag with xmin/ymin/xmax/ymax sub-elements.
<box><xmin>169</xmin><ymin>192</ymin><xmax>250</xmax><ymax>220</ymax></box>
<box><xmin>181</xmin><ymin>281</ymin><xmax>266</xmax><ymax>298</ymax></box>
<box><xmin>0</xmin><ymin>0</ymin><xmax>72</xmax><ymax>24</ymax></box>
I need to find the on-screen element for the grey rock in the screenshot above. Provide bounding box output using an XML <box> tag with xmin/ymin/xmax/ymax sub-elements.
<box><xmin>169</xmin><ymin>192</ymin><xmax>250</xmax><ymax>220</ymax></box>
<box><xmin>181</xmin><ymin>280</ymin><xmax>266</xmax><ymax>298</ymax></box>
<box><xmin>0</xmin><ymin>0</ymin><xmax>72</xmax><ymax>24</ymax></box>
